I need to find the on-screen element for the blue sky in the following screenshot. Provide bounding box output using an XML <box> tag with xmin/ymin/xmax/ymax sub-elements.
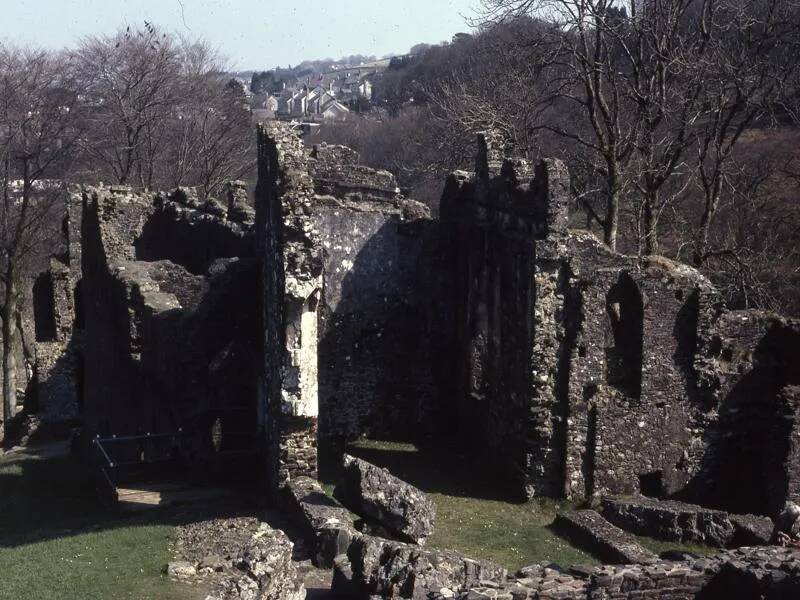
<box><xmin>3</xmin><ymin>0</ymin><xmax>480</xmax><ymax>70</ymax></box>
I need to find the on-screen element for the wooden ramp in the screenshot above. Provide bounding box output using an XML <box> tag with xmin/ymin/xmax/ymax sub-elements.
<box><xmin>116</xmin><ymin>482</ymin><xmax>236</xmax><ymax>512</ymax></box>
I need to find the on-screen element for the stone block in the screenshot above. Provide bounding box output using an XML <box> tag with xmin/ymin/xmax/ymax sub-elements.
<box><xmin>553</xmin><ymin>510</ymin><xmax>658</xmax><ymax>565</ymax></box>
<box><xmin>283</xmin><ymin>475</ymin><xmax>357</xmax><ymax>567</ymax></box>
<box><xmin>334</xmin><ymin>454</ymin><xmax>436</xmax><ymax>544</ymax></box>
<box><xmin>602</xmin><ymin>496</ymin><xmax>773</xmax><ymax>548</ymax></box>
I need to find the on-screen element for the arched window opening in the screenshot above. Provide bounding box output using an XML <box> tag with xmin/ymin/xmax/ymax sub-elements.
<box><xmin>605</xmin><ymin>272</ymin><xmax>644</xmax><ymax>398</ymax></box>
<box><xmin>33</xmin><ymin>272</ymin><xmax>56</xmax><ymax>342</ymax></box>
<box><xmin>298</xmin><ymin>290</ymin><xmax>320</xmax><ymax>417</ymax></box>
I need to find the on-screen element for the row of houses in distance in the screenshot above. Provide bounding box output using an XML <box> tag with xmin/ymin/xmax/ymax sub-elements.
<box><xmin>238</xmin><ymin>61</ymin><xmax>388</xmax><ymax>123</ymax></box>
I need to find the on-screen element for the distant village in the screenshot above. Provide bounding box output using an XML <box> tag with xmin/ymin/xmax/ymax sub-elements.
<box><xmin>232</xmin><ymin>57</ymin><xmax>395</xmax><ymax>132</ymax></box>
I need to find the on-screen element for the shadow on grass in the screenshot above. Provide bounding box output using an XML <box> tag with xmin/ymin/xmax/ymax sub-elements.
<box><xmin>2</xmin><ymin>438</ymin><xmax>600</xmax><ymax>575</ymax></box>
<box><xmin>0</xmin><ymin>447</ymin><xmax>262</xmax><ymax>550</ymax></box>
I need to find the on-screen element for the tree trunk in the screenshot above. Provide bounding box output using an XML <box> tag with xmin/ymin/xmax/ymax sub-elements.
<box><xmin>16</xmin><ymin>310</ymin><xmax>34</xmax><ymax>388</ymax></box>
<box><xmin>603</xmin><ymin>155</ymin><xmax>621</xmax><ymax>250</ymax></box>
<box><xmin>693</xmin><ymin>211</ymin><xmax>712</xmax><ymax>268</ymax></box>
<box><xmin>604</xmin><ymin>193</ymin><xmax>619</xmax><ymax>251</ymax></box>
<box><xmin>2</xmin><ymin>271</ymin><xmax>17</xmax><ymax>441</ymax></box>
<box><xmin>693</xmin><ymin>186</ymin><xmax>721</xmax><ymax>268</ymax></box>
<box><xmin>603</xmin><ymin>182</ymin><xmax>620</xmax><ymax>250</ymax></box>
<box><xmin>1</xmin><ymin>160</ymin><xmax>29</xmax><ymax>442</ymax></box>
<box><xmin>642</xmin><ymin>193</ymin><xmax>659</xmax><ymax>256</ymax></box>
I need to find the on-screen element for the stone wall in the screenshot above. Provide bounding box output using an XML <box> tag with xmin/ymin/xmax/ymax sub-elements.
<box><xmin>31</xmin><ymin>191</ymin><xmax>84</xmax><ymax>430</ymax></box>
<box><xmin>306</xmin><ymin>140</ymin><xmax>434</xmax><ymax>443</ymax></box>
<box><xmin>314</xmin><ymin>195</ymin><xmax>434</xmax><ymax>441</ymax></box>
<box><xmin>256</xmin><ymin>124</ymin><xmax>436</xmax><ymax>496</ymax></box>
<box><xmin>28</xmin><ymin>123</ymin><xmax>800</xmax><ymax>521</ymax></box>
<box><xmin>79</xmin><ymin>186</ymin><xmax>260</xmax><ymax>476</ymax></box>
<box><xmin>256</xmin><ymin>124</ymin><xmax>324</xmax><ymax>498</ymax></box>
<box><xmin>135</xmin><ymin>187</ymin><xmax>254</xmax><ymax>275</ymax></box>
<box><xmin>438</xmin><ymin>133</ymin><xmax>573</xmax><ymax>498</ymax></box>
<box><xmin>32</xmin><ymin>340</ymin><xmax>80</xmax><ymax>425</ymax></box>
<box><xmin>439</xmin><ymin>131</ymin><xmax>800</xmax><ymax>510</ymax></box>
<box><xmin>308</xmin><ymin>143</ymin><xmax>399</xmax><ymax>201</ymax></box>
<box><xmin>80</xmin><ymin>186</ymin><xmax>156</xmax><ymax>437</ymax></box>
<box><xmin>32</xmin><ymin>259</ymin><xmax>81</xmax><ymax>425</ymax></box>
<box><xmin>564</xmin><ymin>255</ymin><xmax>716</xmax><ymax>501</ymax></box>
<box><xmin>552</xmin><ymin>509</ymin><xmax>658</xmax><ymax>564</ymax></box>
<box><xmin>458</xmin><ymin>546</ymin><xmax>800</xmax><ymax>600</ymax></box>
<box><xmin>601</xmin><ymin>496</ymin><xmax>773</xmax><ymax>548</ymax></box>
<box><xmin>686</xmin><ymin>312</ymin><xmax>800</xmax><ymax>515</ymax></box>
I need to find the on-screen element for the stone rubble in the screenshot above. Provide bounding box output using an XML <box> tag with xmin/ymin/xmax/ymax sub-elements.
<box><xmin>333</xmin><ymin>533</ymin><xmax>507</xmax><ymax>599</ymax></box>
<box><xmin>553</xmin><ymin>509</ymin><xmax>658</xmax><ymax>564</ymax></box>
<box><xmin>175</xmin><ymin>516</ymin><xmax>261</xmax><ymax>565</ymax></box>
<box><xmin>775</xmin><ymin>501</ymin><xmax>800</xmax><ymax>546</ymax></box>
<box><xmin>450</xmin><ymin>546</ymin><xmax>800</xmax><ymax>600</ymax></box>
<box><xmin>208</xmin><ymin>524</ymin><xmax>305</xmax><ymax>600</ymax></box>
<box><xmin>602</xmin><ymin>495</ymin><xmax>774</xmax><ymax>548</ymax></box>
<box><xmin>283</xmin><ymin>468</ymin><xmax>506</xmax><ymax>598</ymax></box>
<box><xmin>169</xmin><ymin>517</ymin><xmax>305</xmax><ymax>600</ymax></box>
<box><xmin>284</xmin><ymin>475</ymin><xmax>358</xmax><ymax>567</ymax></box>
<box><xmin>334</xmin><ymin>454</ymin><xmax>437</xmax><ymax>545</ymax></box>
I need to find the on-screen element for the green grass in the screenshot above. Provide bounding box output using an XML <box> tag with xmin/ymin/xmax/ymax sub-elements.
<box><xmin>426</xmin><ymin>493</ymin><xmax>598</xmax><ymax>571</ymax></box>
<box><xmin>0</xmin><ymin>440</ymin><xmax>717</xmax><ymax>599</ymax></box>
<box><xmin>0</xmin><ymin>524</ymin><xmax>202</xmax><ymax>600</ymax></box>
<box><xmin>333</xmin><ymin>440</ymin><xmax>722</xmax><ymax>571</ymax></box>
<box><xmin>0</xmin><ymin>446</ymin><xmax>203</xmax><ymax>600</ymax></box>
<box><xmin>635</xmin><ymin>534</ymin><xmax>717</xmax><ymax>557</ymax></box>
<box><xmin>337</xmin><ymin>439</ymin><xmax>599</xmax><ymax>572</ymax></box>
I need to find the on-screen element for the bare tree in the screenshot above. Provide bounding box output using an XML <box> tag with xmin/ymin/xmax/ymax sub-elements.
<box><xmin>424</xmin><ymin>19</ymin><xmax>551</xmax><ymax>159</ymax></box>
<box><xmin>0</xmin><ymin>45</ymin><xmax>82</xmax><ymax>440</ymax></box>
<box><xmin>479</xmin><ymin>0</ymin><xmax>643</xmax><ymax>250</ymax></box>
<box><xmin>688</xmin><ymin>0</ymin><xmax>800</xmax><ymax>266</ymax></box>
<box><xmin>73</xmin><ymin>23</ymin><xmax>180</xmax><ymax>188</ymax></box>
<box><xmin>480</xmin><ymin>0</ymin><xmax>800</xmax><ymax>254</ymax></box>
<box><xmin>163</xmin><ymin>39</ymin><xmax>255</xmax><ymax>199</ymax></box>
<box><xmin>74</xmin><ymin>28</ymin><xmax>255</xmax><ymax>199</ymax></box>
<box><xmin>698</xmin><ymin>156</ymin><xmax>800</xmax><ymax>311</ymax></box>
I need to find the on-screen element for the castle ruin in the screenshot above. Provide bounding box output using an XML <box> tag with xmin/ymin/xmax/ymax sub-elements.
<box><xmin>26</xmin><ymin>121</ymin><xmax>800</xmax><ymax>596</ymax></box>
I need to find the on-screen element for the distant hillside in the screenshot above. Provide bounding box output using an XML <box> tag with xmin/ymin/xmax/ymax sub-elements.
<box><xmin>244</xmin><ymin>39</ymin><xmax>457</xmax><ymax>95</ymax></box>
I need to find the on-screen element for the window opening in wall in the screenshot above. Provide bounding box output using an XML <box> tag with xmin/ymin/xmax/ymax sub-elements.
<box><xmin>74</xmin><ymin>280</ymin><xmax>85</xmax><ymax>330</ymax></box>
<box><xmin>639</xmin><ymin>470</ymin><xmax>665</xmax><ymax>498</ymax></box>
<box><xmin>585</xmin><ymin>404</ymin><xmax>597</xmax><ymax>498</ymax></box>
<box><xmin>211</xmin><ymin>417</ymin><xmax>223</xmax><ymax>453</ymax></box>
<box><xmin>33</xmin><ymin>273</ymin><xmax>57</xmax><ymax>342</ymax></box>
<box><xmin>298</xmin><ymin>290</ymin><xmax>320</xmax><ymax>417</ymax></box>
<box><xmin>605</xmin><ymin>272</ymin><xmax>644</xmax><ymax>398</ymax></box>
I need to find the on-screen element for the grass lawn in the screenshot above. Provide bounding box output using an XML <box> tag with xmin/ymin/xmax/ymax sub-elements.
<box><xmin>335</xmin><ymin>439</ymin><xmax>719</xmax><ymax>572</ymax></box>
<box><xmin>0</xmin><ymin>523</ymin><xmax>202</xmax><ymax>600</ymax></box>
<box><xmin>0</xmin><ymin>439</ymin><xmax>719</xmax><ymax>599</ymax></box>
<box><xmin>0</xmin><ymin>446</ymin><xmax>203</xmax><ymax>600</ymax></box>
<box><xmin>635</xmin><ymin>534</ymin><xmax>716</xmax><ymax>557</ymax></box>
<box><xmin>336</xmin><ymin>439</ymin><xmax>597</xmax><ymax>571</ymax></box>
<box><xmin>426</xmin><ymin>492</ymin><xmax>596</xmax><ymax>571</ymax></box>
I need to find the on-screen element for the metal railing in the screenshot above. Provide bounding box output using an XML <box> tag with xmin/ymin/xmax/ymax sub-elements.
<box><xmin>93</xmin><ymin>430</ymin><xmax>185</xmax><ymax>468</ymax></box>
<box><xmin>88</xmin><ymin>413</ymin><xmax>260</xmax><ymax>504</ymax></box>
<box><xmin>90</xmin><ymin>429</ymin><xmax>187</xmax><ymax>505</ymax></box>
